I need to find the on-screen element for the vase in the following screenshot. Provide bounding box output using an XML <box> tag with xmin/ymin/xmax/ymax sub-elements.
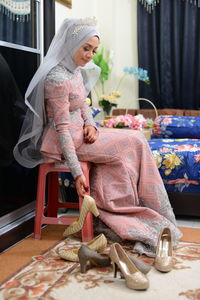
<box><xmin>103</xmin><ymin>105</ymin><xmax>112</xmax><ymax>117</ymax></box>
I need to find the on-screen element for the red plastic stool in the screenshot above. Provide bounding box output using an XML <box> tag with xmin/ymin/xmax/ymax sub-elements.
<box><xmin>34</xmin><ymin>161</ymin><xmax>93</xmax><ymax>242</ymax></box>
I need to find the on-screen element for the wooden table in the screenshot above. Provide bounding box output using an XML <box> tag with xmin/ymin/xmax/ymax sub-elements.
<box><xmin>101</xmin><ymin>127</ymin><xmax>152</xmax><ymax>140</ymax></box>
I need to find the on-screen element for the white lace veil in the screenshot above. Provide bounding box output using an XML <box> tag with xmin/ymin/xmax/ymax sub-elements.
<box><xmin>13</xmin><ymin>17</ymin><xmax>101</xmax><ymax>168</ymax></box>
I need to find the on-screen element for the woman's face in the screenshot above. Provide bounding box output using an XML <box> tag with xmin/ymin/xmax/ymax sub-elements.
<box><xmin>73</xmin><ymin>36</ymin><xmax>99</xmax><ymax>67</ymax></box>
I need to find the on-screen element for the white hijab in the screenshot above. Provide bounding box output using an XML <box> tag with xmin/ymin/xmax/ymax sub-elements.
<box><xmin>13</xmin><ymin>17</ymin><xmax>101</xmax><ymax>168</ymax></box>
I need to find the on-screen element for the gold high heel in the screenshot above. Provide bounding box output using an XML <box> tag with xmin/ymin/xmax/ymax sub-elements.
<box><xmin>63</xmin><ymin>195</ymin><xmax>99</xmax><ymax>237</ymax></box>
<box><xmin>109</xmin><ymin>243</ymin><xmax>149</xmax><ymax>290</ymax></box>
<box><xmin>59</xmin><ymin>233</ymin><xmax>107</xmax><ymax>262</ymax></box>
<box><xmin>154</xmin><ymin>227</ymin><xmax>173</xmax><ymax>272</ymax></box>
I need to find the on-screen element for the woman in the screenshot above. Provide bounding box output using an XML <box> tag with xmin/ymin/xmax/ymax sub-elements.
<box><xmin>14</xmin><ymin>17</ymin><xmax>181</xmax><ymax>257</ymax></box>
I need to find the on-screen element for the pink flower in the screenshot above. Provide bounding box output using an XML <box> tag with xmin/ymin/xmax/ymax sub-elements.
<box><xmin>174</xmin><ymin>144</ymin><xmax>200</xmax><ymax>152</ymax></box>
<box><xmin>194</xmin><ymin>154</ymin><xmax>200</xmax><ymax>162</ymax></box>
<box><xmin>105</xmin><ymin>118</ymin><xmax>115</xmax><ymax>128</ymax></box>
<box><xmin>161</xmin><ymin>147</ymin><xmax>172</xmax><ymax>153</ymax></box>
<box><xmin>162</xmin><ymin>117</ymin><xmax>172</xmax><ymax>125</ymax></box>
<box><xmin>104</xmin><ymin>113</ymin><xmax>151</xmax><ymax>130</ymax></box>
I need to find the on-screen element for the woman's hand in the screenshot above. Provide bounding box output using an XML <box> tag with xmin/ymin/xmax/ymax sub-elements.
<box><xmin>75</xmin><ymin>174</ymin><xmax>89</xmax><ymax>197</ymax></box>
<box><xmin>83</xmin><ymin>125</ymin><xmax>97</xmax><ymax>144</ymax></box>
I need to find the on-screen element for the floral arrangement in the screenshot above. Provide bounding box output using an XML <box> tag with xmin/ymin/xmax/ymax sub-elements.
<box><xmin>93</xmin><ymin>47</ymin><xmax>150</xmax><ymax>116</ymax></box>
<box><xmin>104</xmin><ymin>114</ymin><xmax>153</xmax><ymax>130</ymax></box>
<box><xmin>116</xmin><ymin>66</ymin><xmax>150</xmax><ymax>91</ymax></box>
<box><xmin>98</xmin><ymin>91</ymin><xmax>121</xmax><ymax>115</ymax></box>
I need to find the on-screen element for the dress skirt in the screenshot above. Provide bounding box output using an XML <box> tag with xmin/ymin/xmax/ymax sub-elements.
<box><xmin>75</xmin><ymin>128</ymin><xmax>182</xmax><ymax>256</ymax></box>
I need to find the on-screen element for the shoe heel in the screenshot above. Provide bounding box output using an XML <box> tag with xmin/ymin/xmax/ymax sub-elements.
<box><xmin>79</xmin><ymin>257</ymin><xmax>88</xmax><ymax>273</ymax></box>
<box><xmin>90</xmin><ymin>202</ymin><xmax>100</xmax><ymax>217</ymax></box>
<box><xmin>113</xmin><ymin>262</ymin><xmax>118</xmax><ymax>278</ymax></box>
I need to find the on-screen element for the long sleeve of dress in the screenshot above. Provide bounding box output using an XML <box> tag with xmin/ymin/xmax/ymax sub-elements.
<box><xmin>44</xmin><ymin>80</ymin><xmax>83</xmax><ymax>179</ymax></box>
<box><xmin>80</xmin><ymin>100</ymin><xmax>97</xmax><ymax>128</ymax></box>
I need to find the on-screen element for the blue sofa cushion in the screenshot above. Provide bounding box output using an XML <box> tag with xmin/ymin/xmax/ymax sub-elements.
<box><xmin>148</xmin><ymin>138</ymin><xmax>200</xmax><ymax>193</ymax></box>
<box><xmin>152</xmin><ymin>115</ymin><xmax>200</xmax><ymax>138</ymax></box>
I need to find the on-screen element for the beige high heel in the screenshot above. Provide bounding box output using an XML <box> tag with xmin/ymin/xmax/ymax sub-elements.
<box><xmin>154</xmin><ymin>227</ymin><xmax>173</xmax><ymax>272</ymax></box>
<box><xmin>59</xmin><ymin>233</ymin><xmax>107</xmax><ymax>262</ymax></box>
<box><xmin>63</xmin><ymin>195</ymin><xmax>99</xmax><ymax>237</ymax></box>
<box><xmin>109</xmin><ymin>243</ymin><xmax>149</xmax><ymax>290</ymax></box>
<box><xmin>124</xmin><ymin>255</ymin><xmax>151</xmax><ymax>275</ymax></box>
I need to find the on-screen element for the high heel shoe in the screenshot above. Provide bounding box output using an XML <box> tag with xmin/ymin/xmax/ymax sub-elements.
<box><xmin>63</xmin><ymin>195</ymin><xmax>99</xmax><ymax>237</ymax></box>
<box><xmin>126</xmin><ymin>255</ymin><xmax>151</xmax><ymax>275</ymax></box>
<box><xmin>109</xmin><ymin>243</ymin><xmax>149</xmax><ymax>290</ymax></box>
<box><xmin>154</xmin><ymin>227</ymin><xmax>173</xmax><ymax>273</ymax></box>
<box><xmin>119</xmin><ymin>255</ymin><xmax>151</xmax><ymax>279</ymax></box>
<box><xmin>78</xmin><ymin>244</ymin><xmax>111</xmax><ymax>273</ymax></box>
<box><xmin>59</xmin><ymin>233</ymin><xmax>107</xmax><ymax>262</ymax></box>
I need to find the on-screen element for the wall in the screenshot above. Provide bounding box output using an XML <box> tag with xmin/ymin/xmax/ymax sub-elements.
<box><xmin>55</xmin><ymin>0</ymin><xmax>139</xmax><ymax>114</ymax></box>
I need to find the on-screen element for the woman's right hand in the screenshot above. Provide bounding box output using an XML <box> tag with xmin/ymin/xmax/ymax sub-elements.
<box><xmin>75</xmin><ymin>174</ymin><xmax>89</xmax><ymax>197</ymax></box>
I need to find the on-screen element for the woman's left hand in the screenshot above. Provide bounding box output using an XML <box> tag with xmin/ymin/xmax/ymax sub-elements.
<box><xmin>83</xmin><ymin>125</ymin><xmax>98</xmax><ymax>144</ymax></box>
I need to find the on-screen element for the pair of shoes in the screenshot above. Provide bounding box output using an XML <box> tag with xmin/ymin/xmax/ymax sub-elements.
<box><xmin>63</xmin><ymin>195</ymin><xmax>99</xmax><ymax>237</ymax></box>
<box><xmin>109</xmin><ymin>243</ymin><xmax>149</xmax><ymax>290</ymax></box>
<box><xmin>59</xmin><ymin>233</ymin><xmax>107</xmax><ymax>262</ymax></box>
<box><xmin>154</xmin><ymin>227</ymin><xmax>173</xmax><ymax>273</ymax></box>
<box><xmin>78</xmin><ymin>244</ymin><xmax>111</xmax><ymax>273</ymax></box>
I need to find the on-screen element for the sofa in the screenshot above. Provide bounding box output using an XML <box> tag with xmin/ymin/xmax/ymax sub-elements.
<box><xmin>113</xmin><ymin>108</ymin><xmax>200</xmax><ymax>217</ymax></box>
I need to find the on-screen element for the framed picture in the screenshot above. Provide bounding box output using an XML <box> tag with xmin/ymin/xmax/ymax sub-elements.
<box><xmin>55</xmin><ymin>0</ymin><xmax>72</xmax><ymax>8</ymax></box>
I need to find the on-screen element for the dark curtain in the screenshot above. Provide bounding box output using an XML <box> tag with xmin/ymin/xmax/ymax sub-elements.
<box><xmin>0</xmin><ymin>14</ymin><xmax>32</xmax><ymax>47</ymax></box>
<box><xmin>0</xmin><ymin>1</ymin><xmax>32</xmax><ymax>48</ymax></box>
<box><xmin>137</xmin><ymin>0</ymin><xmax>200</xmax><ymax>109</ymax></box>
<box><xmin>44</xmin><ymin>0</ymin><xmax>55</xmax><ymax>54</ymax></box>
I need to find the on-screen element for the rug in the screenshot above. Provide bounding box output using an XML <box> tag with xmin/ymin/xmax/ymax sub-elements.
<box><xmin>0</xmin><ymin>227</ymin><xmax>200</xmax><ymax>300</ymax></box>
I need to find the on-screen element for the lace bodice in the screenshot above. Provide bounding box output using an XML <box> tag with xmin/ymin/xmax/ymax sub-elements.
<box><xmin>40</xmin><ymin>64</ymin><xmax>96</xmax><ymax>178</ymax></box>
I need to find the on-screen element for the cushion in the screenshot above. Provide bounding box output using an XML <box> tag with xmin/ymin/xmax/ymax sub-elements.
<box><xmin>152</xmin><ymin>115</ymin><xmax>200</xmax><ymax>138</ymax></box>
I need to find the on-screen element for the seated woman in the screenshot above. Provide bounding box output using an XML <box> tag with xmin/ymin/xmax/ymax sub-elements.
<box><xmin>14</xmin><ymin>17</ymin><xmax>181</xmax><ymax>257</ymax></box>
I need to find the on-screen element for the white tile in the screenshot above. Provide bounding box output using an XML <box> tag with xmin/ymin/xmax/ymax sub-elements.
<box><xmin>176</xmin><ymin>217</ymin><xmax>200</xmax><ymax>228</ymax></box>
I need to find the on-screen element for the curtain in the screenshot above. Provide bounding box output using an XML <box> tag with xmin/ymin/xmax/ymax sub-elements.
<box><xmin>137</xmin><ymin>0</ymin><xmax>200</xmax><ymax>109</ymax></box>
<box><xmin>44</xmin><ymin>0</ymin><xmax>55</xmax><ymax>54</ymax></box>
<box><xmin>0</xmin><ymin>0</ymin><xmax>55</xmax><ymax>249</ymax></box>
<box><xmin>0</xmin><ymin>0</ymin><xmax>32</xmax><ymax>47</ymax></box>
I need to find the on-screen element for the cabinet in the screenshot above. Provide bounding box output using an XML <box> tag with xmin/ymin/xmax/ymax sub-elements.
<box><xmin>0</xmin><ymin>0</ymin><xmax>55</xmax><ymax>252</ymax></box>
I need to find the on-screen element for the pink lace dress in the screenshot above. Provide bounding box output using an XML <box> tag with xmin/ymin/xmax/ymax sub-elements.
<box><xmin>41</xmin><ymin>64</ymin><xmax>181</xmax><ymax>257</ymax></box>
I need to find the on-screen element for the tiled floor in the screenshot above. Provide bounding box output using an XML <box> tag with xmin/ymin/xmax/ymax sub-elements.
<box><xmin>176</xmin><ymin>216</ymin><xmax>200</xmax><ymax>228</ymax></box>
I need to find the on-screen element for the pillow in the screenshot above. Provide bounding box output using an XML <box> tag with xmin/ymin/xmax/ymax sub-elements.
<box><xmin>152</xmin><ymin>115</ymin><xmax>200</xmax><ymax>138</ymax></box>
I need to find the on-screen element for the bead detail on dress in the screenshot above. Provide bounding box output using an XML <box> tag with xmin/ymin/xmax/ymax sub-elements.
<box><xmin>45</xmin><ymin>64</ymin><xmax>74</xmax><ymax>84</ymax></box>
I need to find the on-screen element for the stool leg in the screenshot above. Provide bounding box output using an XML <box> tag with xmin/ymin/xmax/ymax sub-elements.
<box><xmin>47</xmin><ymin>172</ymin><xmax>59</xmax><ymax>217</ymax></box>
<box><xmin>81</xmin><ymin>167</ymin><xmax>94</xmax><ymax>242</ymax></box>
<box><xmin>34</xmin><ymin>168</ymin><xmax>46</xmax><ymax>239</ymax></box>
<box><xmin>81</xmin><ymin>210</ymin><xmax>94</xmax><ymax>242</ymax></box>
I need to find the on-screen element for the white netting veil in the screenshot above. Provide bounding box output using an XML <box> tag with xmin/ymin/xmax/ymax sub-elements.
<box><xmin>13</xmin><ymin>17</ymin><xmax>101</xmax><ymax>168</ymax></box>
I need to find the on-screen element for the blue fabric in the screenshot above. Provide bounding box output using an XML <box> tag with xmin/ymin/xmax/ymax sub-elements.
<box><xmin>152</xmin><ymin>115</ymin><xmax>200</xmax><ymax>139</ymax></box>
<box><xmin>148</xmin><ymin>138</ymin><xmax>200</xmax><ymax>193</ymax></box>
